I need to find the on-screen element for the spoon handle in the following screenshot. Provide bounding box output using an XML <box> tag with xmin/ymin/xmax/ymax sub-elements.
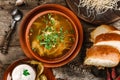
<box><xmin>1</xmin><ymin>21</ymin><xmax>16</xmax><ymax>54</ymax></box>
<box><xmin>1</xmin><ymin>29</ymin><xmax>13</xmax><ymax>54</ymax></box>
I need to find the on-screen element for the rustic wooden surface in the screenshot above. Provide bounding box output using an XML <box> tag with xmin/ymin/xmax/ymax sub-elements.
<box><xmin>0</xmin><ymin>0</ymin><xmax>120</xmax><ymax>80</ymax></box>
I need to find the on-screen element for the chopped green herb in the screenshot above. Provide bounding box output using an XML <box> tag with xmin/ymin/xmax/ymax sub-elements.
<box><xmin>37</xmin><ymin>26</ymin><xmax>66</xmax><ymax>50</ymax></box>
<box><xmin>32</xmin><ymin>47</ymin><xmax>37</xmax><ymax>52</ymax></box>
<box><xmin>43</xmin><ymin>19</ymin><xmax>48</xmax><ymax>24</ymax></box>
<box><xmin>50</xmin><ymin>19</ymin><xmax>55</xmax><ymax>26</ymax></box>
<box><xmin>44</xmin><ymin>26</ymin><xmax>52</xmax><ymax>31</ymax></box>
<box><xmin>60</xmin><ymin>27</ymin><xmax>63</xmax><ymax>33</ymax></box>
<box><xmin>48</xmin><ymin>13</ymin><xmax>52</xmax><ymax>20</ymax></box>
<box><xmin>37</xmin><ymin>35</ymin><xmax>43</xmax><ymax>41</ymax></box>
<box><xmin>42</xmin><ymin>15</ymin><xmax>48</xmax><ymax>24</ymax></box>
<box><xmin>23</xmin><ymin>69</ymin><xmax>30</xmax><ymax>76</ymax></box>
<box><xmin>45</xmin><ymin>43</ymin><xmax>52</xmax><ymax>50</ymax></box>
<box><xmin>35</xmin><ymin>13</ymin><xmax>68</xmax><ymax>50</ymax></box>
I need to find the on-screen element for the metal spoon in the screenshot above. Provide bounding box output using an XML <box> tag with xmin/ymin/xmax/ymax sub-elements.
<box><xmin>1</xmin><ymin>8</ymin><xmax>23</xmax><ymax>54</ymax></box>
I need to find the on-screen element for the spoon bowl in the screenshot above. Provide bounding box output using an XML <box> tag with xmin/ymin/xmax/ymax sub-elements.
<box><xmin>11</xmin><ymin>9</ymin><xmax>23</xmax><ymax>21</ymax></box>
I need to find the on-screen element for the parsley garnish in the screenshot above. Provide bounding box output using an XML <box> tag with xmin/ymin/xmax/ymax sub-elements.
<box><xmin>23</xmin><ymin>69</ymin><xmax>30</xmax><ymax>76</ymax></box>
<box><xmin>36</xmin><ymin>13</ymin><xmax>67</xmax><ymax>50</ymax></box>
<box><xmin>48</xmin><ymin>13</ymin><xmax>52</xmax><ymax>20</ymax></box>
<box><xmin>37</xmin><ymin>26</ymin><xmax>65</xmax><ymax>50</ymax></box>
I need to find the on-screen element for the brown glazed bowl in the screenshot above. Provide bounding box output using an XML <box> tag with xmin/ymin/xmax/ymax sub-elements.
<box><xmin>25</xmin><ymin>10</ymin><xmax>78</xmax><ymax>63</ymax></box>
<box><xmin>19</xmin><ymin>4</ymin><xmax>83</xmax><ymax>67</ymax></box>
<box><xmin>3</xmin><ymin>58</ymin><xmax>56</xmax><ymax>80</ymax></box>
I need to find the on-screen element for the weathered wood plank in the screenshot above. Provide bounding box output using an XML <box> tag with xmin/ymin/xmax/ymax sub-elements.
<box><xmin>0</xmin><ymin>0</ymin><xmax>120</xmax><ymax>80</ymax></box>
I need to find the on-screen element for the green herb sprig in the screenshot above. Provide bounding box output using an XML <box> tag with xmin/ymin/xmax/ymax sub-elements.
<box><xmin>37</xmin><ymin>27</ymin><xmax>63</xmax><ymax>50</ymax></box>
<box><xmin>23</xmin><ymin>69</ymin><xmax>30</xmax><ymax>76</ymax></box>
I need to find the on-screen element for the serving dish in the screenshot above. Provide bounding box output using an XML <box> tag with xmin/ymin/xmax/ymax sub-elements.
<box><xmin>66</xmin><ymin>0</ymin><xmax>120</xmax><ymax>24</ymax></box>
<box><xmin>3</xmin><ymin>58</ymin><xmax>56</xmax><ymax>80</ymax></box>
<box><xmin>19</xmin><ymin>4</ymin><xmax>83</xmax><ymax>67</ymax></box>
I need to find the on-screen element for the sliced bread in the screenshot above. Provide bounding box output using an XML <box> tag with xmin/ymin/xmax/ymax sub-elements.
<box><xmin>84</xmin><ymin>45</ymin><xmax>120</xmax><ymax>67</ymax></box>
<box><xmin>94</xmin><ymin>33</ymin><xmax>120</xmax><ymax>52</ymax></box>
<box><xmin>90</xmin><ymin>25</ymin><xmax>117</xmax><ymax>42</ymax></box>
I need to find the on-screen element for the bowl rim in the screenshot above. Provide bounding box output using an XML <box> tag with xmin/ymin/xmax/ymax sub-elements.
<box><xmin>25</xmin><ymin>10</ymin><xmax>79</xmax><ymax>63</ymax></box>
<box><xmin>19</xmin><ymin>3</ymin><xmax>83</xmax><ymax>67</ymax></box>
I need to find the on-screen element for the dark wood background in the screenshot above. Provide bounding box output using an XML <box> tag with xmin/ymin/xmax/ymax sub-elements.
<box><xmin>0</xmin><ymin>0</ymin><xmax>120</xmax><ymax>80</ymax></box>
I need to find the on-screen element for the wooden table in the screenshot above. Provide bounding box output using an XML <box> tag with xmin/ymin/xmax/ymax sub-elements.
<box><xmin>0</xmin><ymin>0</ymin><xmax>120</xmax><ymax>80</ymax></box>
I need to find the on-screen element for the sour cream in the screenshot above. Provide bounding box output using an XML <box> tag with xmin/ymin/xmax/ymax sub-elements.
<box><xmin>11</xmin><ymin>64</ymin><xmax>36</xmax><ymax>80</ymax></box>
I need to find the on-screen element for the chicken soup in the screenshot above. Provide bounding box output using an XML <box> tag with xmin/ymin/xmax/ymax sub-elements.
<box><xmin>28</xmin><ymin>12</ymin><xmax>75</xmax><ymax>59</ymax></box>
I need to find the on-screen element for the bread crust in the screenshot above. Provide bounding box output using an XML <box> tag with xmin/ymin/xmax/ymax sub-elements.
<box><xmin>95</xmin><ymin>33</ymin><xmax>120</xmax><ymax>43</ymax></box>
<box><xmin>90</xmin><ymin>25</ymin><xmax>117</xmax><ymax>42</ymax></box>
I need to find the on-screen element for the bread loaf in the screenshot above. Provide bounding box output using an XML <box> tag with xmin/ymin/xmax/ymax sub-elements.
<box><xmin>84</xmin><ymin>25</ymin><xmax>120</xmax><ymax>67</ymax></box>
<box><xmin>84</xmin><ymin>45</ymin><xmax>120</xmax><ymax>67</ymax></box>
